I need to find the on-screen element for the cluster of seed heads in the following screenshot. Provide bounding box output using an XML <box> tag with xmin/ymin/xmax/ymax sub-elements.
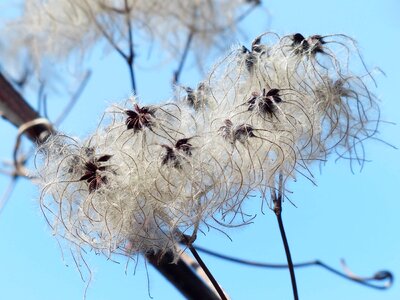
<box><xmin>37</xmin><ymin>32</ymin><xmax>380</xmax><ymax>258</ymax></box>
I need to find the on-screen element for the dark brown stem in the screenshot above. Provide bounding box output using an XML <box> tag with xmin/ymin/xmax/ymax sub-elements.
<box><xmin>0</xmin><ymin>73</ymin><xmax>52</xmax><ymax>142</ymax></box>
<box><xmin>275</xmin><ymin>212</ymin><xmax>298</xmax><ymax>300</ymax></box>
<box><xmin>273</xmin><ymin>174</ymin><xmax>299</xmax><ymax>300</ymax></box>
<box><xmin>146</xmin><ymin>251</ymin><xmax>221</xmax><ymax>300</ymax></box>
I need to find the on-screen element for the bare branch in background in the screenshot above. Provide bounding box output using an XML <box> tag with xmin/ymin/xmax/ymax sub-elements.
<box><xmin>54</xmin><ymin>70</ymin><xmax>92</xmax><ymax>126</ymax></box>
<box><xmin>173</xmin><ymin>31</ymin><xmax>194</xmax><ymax>85</ymax></box>
<box><xmin>90</xmin><ymin>2</ymin><xmax>137</xmax><ymax>94</ymax></box>
<box><xmin>0</xmin><ymin>175</ymin><xmax>18</xmax><ymax>214</ymax></box>
<box><xmin>193</xmin><ymin>245</ymin><xmax>393</xmax><ymax>290</ymax></box>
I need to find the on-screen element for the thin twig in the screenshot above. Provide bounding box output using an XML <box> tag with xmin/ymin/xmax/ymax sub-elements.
<box><xmin>188</xmin><ymin>244</ymin><xmax>228</xmax><ymax>300</ymax></box>
<box><xmin>55</xmin><ymin>71</ymin><xmax>92</xmax><ymax>125</ymax></box>
<box><xmin>276</xmin><ymin>213</ymin><xmax>298</xmax><ymax>299</ymax></box>
<box><xmin>124</xmin><ymin>0</ymin><xmax>137</xmax><ymax>94</ymax></box>
<box><xmin>179</xmin><ymin>233</ymin><xmax>228</xmax><ymax>300</ymax></box>
<box><xmin>171</xmin><ymin>1</ymin><xmax>258</xmax><ymax>84</ymax></box>
<box><xmin>273</xmin><ymin>173</ymin><xmax>298</xmax><ymax>300</ymax></box>
<box><xmin>193</xmin><ymin>245</ymin><xmax>393</xmax><ymax>290</ymax></box>
<box><xmin>180</xmin><ymin>251</ymin><xmax>213</xmax><ymax>287</ymax></box>
<box><xmin>173</xmin><ymin>31</ymin><xmax>194</xmax><ymax>85</ymax></box>
<box><xmin>236</xmin><ymin>1</ymin><xmax>261</xmax><ymax>23</ymax></box>
<box><xmin>0</xmin><ymin>149</ymin><xmax>29</xmax><ymax>215</ymax></box>
<box><xmin>90</xmin><ymin>4</ymin><xmax>137</xmax><ymax>94</ymax></box>
<box><xmin>0</xmin><ymin>177</ymin><xmax>18</xmax><ymax>214</ymax></box>
<box><xmin>37</xmin><ymin>81</ymin><xmax>46</xmax><ymax>117</ymax></box>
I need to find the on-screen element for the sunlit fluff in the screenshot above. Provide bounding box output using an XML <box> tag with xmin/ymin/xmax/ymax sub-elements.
<box><xmin>36</xmin><ymin>32</ymin><xmax>380</xmax><ymax>258</ymax></box>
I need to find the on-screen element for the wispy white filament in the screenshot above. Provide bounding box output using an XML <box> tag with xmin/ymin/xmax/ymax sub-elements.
<box><xmin>36</xmin><ymin>32</ymin><xmax>380</xmax><ymax>259</ymax></box>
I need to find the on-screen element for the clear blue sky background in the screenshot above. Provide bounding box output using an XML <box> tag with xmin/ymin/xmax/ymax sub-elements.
<box><xmin>0</xmin><ymin>1</ymin><xmax>399</xmax><ymax>299</ymax></box>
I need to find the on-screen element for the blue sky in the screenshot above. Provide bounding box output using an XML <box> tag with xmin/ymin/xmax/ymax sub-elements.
<box><xmin>0</xmin><ymin>1</ymin><xmax>399</xmax><ymax>299</ymax></box>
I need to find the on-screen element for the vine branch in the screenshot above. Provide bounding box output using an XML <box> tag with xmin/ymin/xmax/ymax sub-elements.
<box><xmin>193</xmin><ymin>246</ymin><xmax>393</xmax><ymax>290</ymax></box>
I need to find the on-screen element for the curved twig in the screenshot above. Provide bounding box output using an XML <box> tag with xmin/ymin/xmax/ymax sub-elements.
<box><xmin>193</xmin><ymin>245</ymin><xmax>393</xmax><ymax>290</ymax></box>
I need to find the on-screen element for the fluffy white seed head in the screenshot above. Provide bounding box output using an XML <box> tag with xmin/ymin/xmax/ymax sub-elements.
<box><xmin>36</xmin><ymin>32</ymin><xmax>380</xmax><ymax>259</ymax></box>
